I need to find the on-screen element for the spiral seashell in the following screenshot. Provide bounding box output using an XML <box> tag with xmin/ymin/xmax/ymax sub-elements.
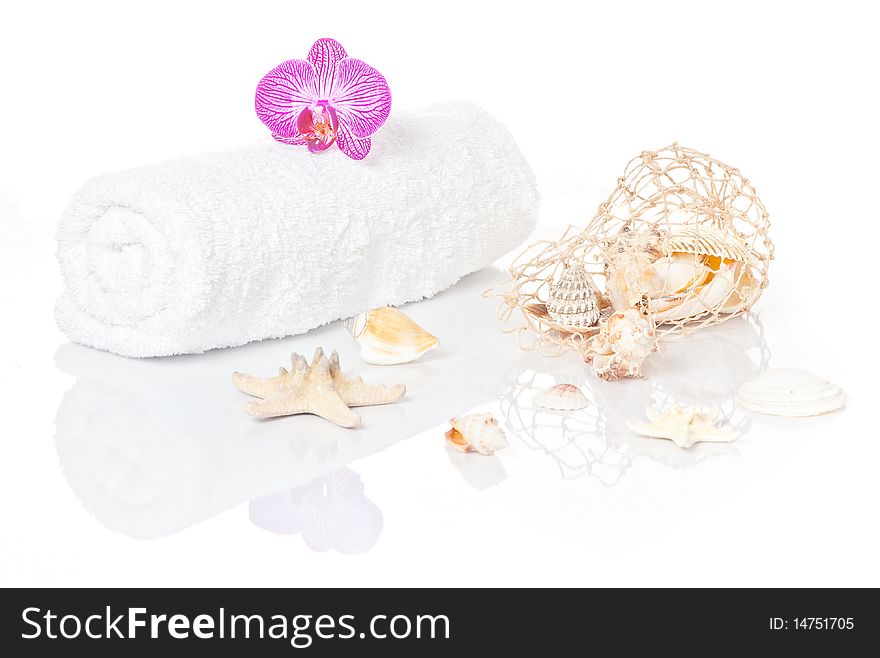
<box><xmin>445</xmin><ymin>413</ymin><xmax>508</xmax><ymax>456</ymax></box>
<box><xmin>546</xmin><ymin>263</ymin><xmax>600</xmax><ymax>329</ymax></box>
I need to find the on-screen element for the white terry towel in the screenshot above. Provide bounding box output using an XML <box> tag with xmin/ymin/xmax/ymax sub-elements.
<box><xmin>56</xmin><ymin>102</ymin><xmax>538</xmax><ymax>357</ymax></box>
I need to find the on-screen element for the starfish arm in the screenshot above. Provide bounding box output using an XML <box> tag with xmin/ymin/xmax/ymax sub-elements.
<box><xmin>328</xmin><ymin>349</ymin><xmax>405</xmax><ymax>406</ymax></box>
<box><xmin>246</xmin><ymin>394</ymin><xmax>312</xmax><ymax>418</ymax></box>
<box><xmin>337</xmin><ymin>378</ymin><xmax>406</xmax><ymax>407</ymax></box>
<box><xmin>232</xmin><ymin>372</ymin><xmax>283</xmax><ymax>399</ymax></box>
<box><xmin>304</xmin><ymin>392</ymin><xmax>362</xmax><ymax>428</ymax></box>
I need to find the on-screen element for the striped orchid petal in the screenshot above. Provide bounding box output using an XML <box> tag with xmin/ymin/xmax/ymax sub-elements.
<box><xmin>308</xmin><ymin>37</ymin><xmax>348</xmax><ymax>100</ymax></box>
<box><xmin>330</xmin><ymin>58</ymin><xmax>392</xmax><ymax>139</ymax></box>
<box><xmin>336</xmin><ymin>126</ymin><xmax>372</xmax><ymax>160</ymax></box>
<box><xmin>255</xmin><ymin>59</ymin><xmax>318</xmax><ymax>139</ymax></box>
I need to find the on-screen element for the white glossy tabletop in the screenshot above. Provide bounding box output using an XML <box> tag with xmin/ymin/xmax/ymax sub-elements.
<box><xmin>1</xmin><ymin>0</ymin><xmax>878</xmax><ymax>587</ymax></box>
<box><xmin>1</xmin><ymin>203</ymin><xmax>876</xmax><ymax>587</ymax></box>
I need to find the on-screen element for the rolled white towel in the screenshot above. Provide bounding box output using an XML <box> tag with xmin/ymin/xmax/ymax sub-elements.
<box><xmin>56</xmin><ymin>102</ymin><xmax>538</xmax><ymax>357</ymax></box>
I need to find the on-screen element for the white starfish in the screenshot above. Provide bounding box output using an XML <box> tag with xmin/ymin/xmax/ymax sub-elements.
<box><xmin>233</xmin><ymin>348</ymin><xmax>405</xmax><ymax>428</ymax></box>
<box><xmin>627</xmin><ymin>404</ymin><xmax>738</xmax><ymax>449</ymax></box>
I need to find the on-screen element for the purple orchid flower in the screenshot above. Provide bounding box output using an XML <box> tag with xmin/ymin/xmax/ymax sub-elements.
<box><xmin>255</xmin><ymin>38</ymin><xmax>391</xmax><ymax>160</ymax></box>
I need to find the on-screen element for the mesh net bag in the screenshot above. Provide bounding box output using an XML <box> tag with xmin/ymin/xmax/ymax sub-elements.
<box><xmin>498</xmin><ymin>144</ymin><xmax>773</xmax><ymax>374</ymax></box>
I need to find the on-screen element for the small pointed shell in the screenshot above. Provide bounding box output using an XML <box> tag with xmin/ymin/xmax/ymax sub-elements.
<box><xmin>533</xmin><ymin>383</ymin><xmax>589</xmax><ymax>410</ymax></box>
<box><xmin>736</xmin><ymin>368</ymin><xmax>846</xmax><ymax>417</ymax></box>
<box><xmin>445</xmin><ymin>413</ymin><xmax>508</xmax><ymax>455</ymax></box>
<box><xmin>344</xmin><ymin>307</ymin><xmax>438</xmax><ymax>365</ymax></box>
<box><xmin>546</xmin><ymin>263</ymin><xmax>600</xmax><ymax>329</ymax></box>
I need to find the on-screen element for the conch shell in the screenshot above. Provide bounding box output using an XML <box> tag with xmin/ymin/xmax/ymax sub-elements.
<box><xmin>344</xmin><ymin>307</ymin><xmax>438</xmax><ymax>365</ymax></box>
<box><xmin>586</xmin><ymin>309</ymin><xmax>655</xmax><ymax>380</ymax></box>
<box><xmin>445</xmin><ymin>413</ymin><xmax>508</xmax><ymax>455</ymax></box>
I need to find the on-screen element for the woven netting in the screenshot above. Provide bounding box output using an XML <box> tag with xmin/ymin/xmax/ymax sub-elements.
<box><xmin>499</xmin><ymin>314</ymin><xmax>770</xmax><ymax>483</ymax></box>
<box><xmin>499</xmin><ymin>144</ymin><xmax>774</xmax><ymax>357</ymax></box>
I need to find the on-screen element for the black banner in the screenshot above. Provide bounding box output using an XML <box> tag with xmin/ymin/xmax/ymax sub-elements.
<box><xmin>0</xmin><ymin>588</ymin><xmax>872</xmax><ymax>654</ymax></box>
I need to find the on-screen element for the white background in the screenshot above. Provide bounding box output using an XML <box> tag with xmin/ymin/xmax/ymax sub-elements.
<box><xmin>1</xmin><ymin>0</ymin><xmax>878</xmax><ymax>586</ymax></box>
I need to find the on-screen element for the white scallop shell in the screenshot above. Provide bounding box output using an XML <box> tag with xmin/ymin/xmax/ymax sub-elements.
<box><xmin>445</xmin><ymin>413</ymin><xmax>508</xmax><ymax>455</ymax></box>
<box><xmin>735</xmin><ymin>368</ymin><xmax>846</xmax><ymax>417</ymax></box>
<box><xmin>533</xmin><ymin>383</ymin><xmax>589</xmax><ymax>411</ymax></box>
<box><xmin>546</xmin><ymin>263</ymin><xmax>600</xmax><ymax>329</ymax></box>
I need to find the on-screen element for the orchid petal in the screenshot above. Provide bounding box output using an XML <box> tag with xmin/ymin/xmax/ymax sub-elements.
<box><xmin>336</xmin><ymin>125</ymin><xmax>372</xmax><ymax>160</ymax></box>
<box><xmin>330</xmin><ymin>58</ymin><xmax>392</xmax><ymax>139</ymax></box>
<box><xmin>307</xmin><ymin>38</ymin><xmax>348</xmax><ymax>99</ymax></box>
<box><xmin>255</xmin><ymin>59</ymin><xmax>318</xmax><ymax>138</ymax></box>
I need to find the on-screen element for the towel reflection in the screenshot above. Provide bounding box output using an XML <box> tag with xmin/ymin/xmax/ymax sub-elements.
<box><xmin>53</xmin><ymin>268</ymin><xmax>515</xmax><ymax>542</ymax></box>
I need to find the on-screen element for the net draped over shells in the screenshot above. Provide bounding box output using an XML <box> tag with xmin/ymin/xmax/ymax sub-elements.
<box><xmin>497</xmin><ymin>144</ymin><xmax>773</xmax><ymax>375</ymax></box>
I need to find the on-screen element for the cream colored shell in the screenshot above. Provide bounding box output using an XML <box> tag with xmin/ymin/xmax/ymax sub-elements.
<box><xmin>533</xmin><ymin>383</ymin><xmax>589</xmax><ymax>411</ymax></box>
<box><xmin>344</xmin><ymin>307</ymin><xmax>438</xmax><ymax>365</ymax></box>
<box><xmin>660</xmin><ymin>224</ymin><xmax>751</xmax><ymax>262</ymax></box>
<box><xmin>445</xmin><ymin>413</ymin><xmax>508</xmax><ymax>455</ymax></box>
<box><xmin>587</xmin><ymin>309</ymin><xmax>655</xmax><ymax>380</ymax></box>
<box><xmin>736</xmin><ymin>368</ymin><xmax>846</xmax><ymax>417</ymax></box>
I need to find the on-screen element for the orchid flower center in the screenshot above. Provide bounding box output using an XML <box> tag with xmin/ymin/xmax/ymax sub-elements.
<box><xmin>296</xmin><ymin>102</ymin><xmax>339</xmax><ymax>153</ymax></box>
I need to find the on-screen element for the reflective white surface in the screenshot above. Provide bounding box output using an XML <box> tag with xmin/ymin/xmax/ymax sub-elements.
<box><xmin>51</xmin><ymin>269</ymin><xmax>513</xmax><ymax>541</ymax></box>
<box><xmin>1</xmin><ymin>0</ymin><xmax>878</xmax><ymax>587</ymax></box>
<box><xmin>1</xmin><ymin>233</ymin><xmax>875</xmax><ymax>585</ymax></box>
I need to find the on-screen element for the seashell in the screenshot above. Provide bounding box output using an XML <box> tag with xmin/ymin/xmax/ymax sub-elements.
<box><xmin>652</xmin><ymin>259</ymin><xmax>737</xmax><ymax>321</ymax></box>
<box><xmin>721</xmin><ymin>263</ymin><xmax>758</xmax><ymax>312</ymax></box>
<box><xmin>523</xmin><ymin>302</ymin><xmax>603</xmax><ymax>337</ymax></box>
<box><xmin>646</xmin><ymin>253</ymin><xmax>712</xmax><ymax>299</ymax></box>
<box><xmin>661</xmin><ymin>224</ymin><xmax>751</xmax><ymax>262</ymax></box>
<box><xmin>445</xmin><ymin>413</ymin><xmax>508</xmax><ymax>455</ymax></box>
<box><xmin>604</xmin><ymin>250</ymin><xmax>660</xmax><ymax>311</ymax></box>
<box><xmin>546</xmin><ymin>263</ymin><xmax>600</xmax><ymax>329</ymax></box>
<box><xmin>533</xmin><ymin>383</ymin><xmax>589</xmax><ymax>411</ymax></box>
<box><xmin>627</xmin><ymin>404</ymin><xmax>739</xmax><ymax>449</ymax></box>
<box><xmin>735</xmin><ymin>368</ymin><xmax>846</xmax><ymax>417</ymax></box>
<box><xmin>343</xmin><ymin>307</ymin><xmax>438</xmax><ymax>365</ymax></box>
<box><xmin>602</xmin><ymin>225</ymin><xmax>753</xmax><ymax>321</ymax></box>
<box><xmin>586</xmin><ymin>309</ymin><xmax>655</xmax><ymax>380</ymax></box>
